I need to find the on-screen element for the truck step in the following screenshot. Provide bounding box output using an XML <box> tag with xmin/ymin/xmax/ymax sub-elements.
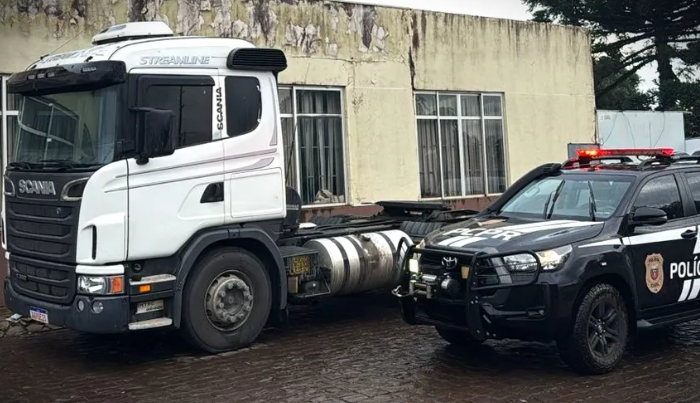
<box><xmin>128</xmin><ymin>317</ymin><xmax>173</xmax><ymax>331</ymax></box>
<box><xmin>278</xmin><ymin>245</ymin><xmax>319</xmax><ymax>259</ymax></box>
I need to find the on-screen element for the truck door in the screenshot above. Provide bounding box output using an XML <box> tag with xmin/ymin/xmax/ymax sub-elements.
<box><xmin>628</xmin><ymin>173</ymin><xmax>698</xmax><ymax>313</ymax></box>
<box><xmin>219</xmin><ymin>72</ymin><xmax>286</xmax><ymax>224</ymax></box>
<box><xmin>126</xmin><ymin>71</ymin><xmax>225</xmax><ymax>261</ymax></box>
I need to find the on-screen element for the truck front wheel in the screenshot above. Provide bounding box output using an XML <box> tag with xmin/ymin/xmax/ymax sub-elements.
<box><xmin>180</xmin><ymin>247</ymin><xmax>272</xmax><ymax>353</ymax></box>
<box><xmin>557</xmin><ymin>283</ymin><xmax>629</xmax><ymax>375</ymax></box>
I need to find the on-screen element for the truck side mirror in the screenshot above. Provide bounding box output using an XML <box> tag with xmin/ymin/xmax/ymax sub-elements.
<box><xmin>630</xmin><ymin>207</ymin><xmax>668</xmax><ymax>227</ymax></box>
<box><xmin>135</xmin><ymin>108</ymin><xmax>177</xmax><ymax>165</ymax></box>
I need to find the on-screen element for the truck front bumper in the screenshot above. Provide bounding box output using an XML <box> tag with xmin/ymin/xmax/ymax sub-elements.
<box><xmin>4</xmin><ymin>278</ymin><xmax>130</xmax><ymax>334</ymax></box>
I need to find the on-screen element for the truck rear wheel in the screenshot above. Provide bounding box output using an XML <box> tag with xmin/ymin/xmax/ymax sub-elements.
<box><xmin>180</xmin><ymin>247</ymin><xmax>272</xmax><ymax>353</ymax></box>
<box><xmin>435</xmin><ymin>326</ymin><xmax>484</xmax><ymax>349</ymax></box>
<box><xmin>557</xmin><ymin>283</ymin><xmax>629</xmax><ymax>375</ymax></box>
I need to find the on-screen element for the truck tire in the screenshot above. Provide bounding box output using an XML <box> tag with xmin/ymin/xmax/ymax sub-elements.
<box><xmin>435</xmin><ymin>326</ymin><xmax>484</xmax><ymax>349</ymax></box>
<box><xmin>557</xmin><ymin>283</ymin><xmax>629</xmax><ymax>375</ymax></box>
<box><xmin>180</xmin><ymin>246</ymin><xmax>272</xmax><ymax>353</ymax></box>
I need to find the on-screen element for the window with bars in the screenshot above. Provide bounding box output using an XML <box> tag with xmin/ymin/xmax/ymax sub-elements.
<box><xmin>278</xmin><ymin>86</ymin><xmax>346</xmax><ymax>206</ymax></box>
<box><xmin>415</xmin><ymin>92</ymin><xmax>507</xmax><ymax>199</ymax></box>
<box><xmin>1</xmin><ymin>75</ymin><xmax>20</xmax><ymax>198</ymax></box>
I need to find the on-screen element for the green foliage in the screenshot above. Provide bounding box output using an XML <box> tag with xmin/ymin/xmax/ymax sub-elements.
<box><xmin>594</xmin><ymin>55</ymin><xmax>654</xmax><ymax>110</ymax></box>
<box><xmin>522</xmin><ymin>0</ymin><xmax>700</xmax><ymax>105</ymax></box>
<box><xmin>522</xmin><ymin>0</ymin><xmax>700</xmax><ymax>136</ymax></box>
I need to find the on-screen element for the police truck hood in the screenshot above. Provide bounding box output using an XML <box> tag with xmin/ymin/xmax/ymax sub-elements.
<box><xmin>424</xmin><ymin>216</ymin><xmax>606</xmax><ymax>252</ymax></box>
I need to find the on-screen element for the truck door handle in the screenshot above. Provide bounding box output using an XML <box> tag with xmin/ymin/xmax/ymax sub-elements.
<box><xmin>681</xmin><ymin>229</ymin><xmax>698</xmax><ymax>239</ymax></box>
<box><xmin>200</xmin><ymin>182</ymin><xmax>224</xmax><ymax>203</ymax></box>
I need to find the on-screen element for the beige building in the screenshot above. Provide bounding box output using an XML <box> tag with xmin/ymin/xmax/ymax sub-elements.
<box><xmin>0</xmin><ymin>0</ymin><xmax>596</xmax><ymax>219</ymax></box>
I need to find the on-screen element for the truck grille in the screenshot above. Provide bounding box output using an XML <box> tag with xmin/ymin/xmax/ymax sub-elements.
<box><xmin>9</xmin><ymin>255</ymin><xmax>76</xmax><ymax>304</ymax></box>
<box><xmin>5</xmin><ymin>201</ymin><xmax>78</xmax><ymax>263</ymax></box>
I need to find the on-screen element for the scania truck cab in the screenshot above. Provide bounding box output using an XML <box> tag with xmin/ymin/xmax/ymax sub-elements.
<box><xmin>2</xmin><ymin>22</ymin><xmax>461</xmax><ymax>352</ymax></box>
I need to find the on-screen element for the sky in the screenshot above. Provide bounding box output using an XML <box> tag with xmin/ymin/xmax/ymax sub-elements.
<box><xmin>335</xmin><ymin>0</ymin><xmax>659</xmax><ymax>91</ymax></box>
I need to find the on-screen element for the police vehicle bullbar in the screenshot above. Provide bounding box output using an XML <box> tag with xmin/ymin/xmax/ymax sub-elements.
<box><xmin>393</xmin><ymin>147</ymin><xmax>700</xmax><ymax>375</ymax></box>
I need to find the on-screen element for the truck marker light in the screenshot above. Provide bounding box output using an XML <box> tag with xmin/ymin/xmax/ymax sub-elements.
<box><xmin>139</xmin><ymin>284</ymin><xmax>152</xmax><ymax>293</ymax></box>
<box><xmin>110</xmin><ymin>277</ymin><xmax>124</xmax><ymax>294</ymax></box>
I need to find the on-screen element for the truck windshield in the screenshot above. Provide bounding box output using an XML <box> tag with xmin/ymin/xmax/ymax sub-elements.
<box><xmin>498</xmin><ymin>175</ymin><xmax>634</xmax><ymax>221</ymax></box>
<box><xmin>9</xmin><ymin>86</ymin><xmax>119</xmax><ymax>169</ymax></box>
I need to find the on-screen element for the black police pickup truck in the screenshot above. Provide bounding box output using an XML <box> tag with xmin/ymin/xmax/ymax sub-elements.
<box><xmin>393</xmin><ymin>148</ymin><xmax>700</xmax><ymax>375</ymax></box>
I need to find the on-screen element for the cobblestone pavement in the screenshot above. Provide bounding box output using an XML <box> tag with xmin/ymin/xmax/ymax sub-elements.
<box><xmin>2</xmin><ymin>292</ymin><xmax>700</xmax><ymax>403</ymax></box>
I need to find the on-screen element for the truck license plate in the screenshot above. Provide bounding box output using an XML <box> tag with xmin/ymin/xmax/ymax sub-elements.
<box><xmin>29</xmin><ymin>307</ymin><xmax>49</xmax><ymax>324</ymax></box>
<box><xmin>136</xmin><ymin>300</ymin><xmax>164</xmax><ymax>314</ymax></box>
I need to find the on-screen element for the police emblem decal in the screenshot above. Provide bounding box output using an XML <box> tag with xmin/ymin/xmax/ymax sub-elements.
<box><xmin>645</xmin><ymin>253</ymin><xmax>664</xmax><ymax>294</ymax></box>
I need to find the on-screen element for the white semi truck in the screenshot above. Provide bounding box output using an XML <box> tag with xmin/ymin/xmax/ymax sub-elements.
<box><xmin>2</xmin><ymin>22</ymin><xmax>469</xmax><ymax>352</ymax></box>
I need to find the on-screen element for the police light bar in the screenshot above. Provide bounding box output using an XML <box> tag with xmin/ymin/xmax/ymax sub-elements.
<box><xmin>576</xmin><ymin>148</ymin><xmax>675</xmax><ymax>158</ymax></box>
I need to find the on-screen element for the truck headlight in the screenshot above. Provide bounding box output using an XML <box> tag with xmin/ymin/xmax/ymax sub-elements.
<box><xmin>502</xmin><ymin>245</ymin><xmax>572</xmax><ymax>272</ymax></box>
<box><xmin>77</xmin><ymin>275</ymin><xmax>124</xmax><ymax>295</ymax></box>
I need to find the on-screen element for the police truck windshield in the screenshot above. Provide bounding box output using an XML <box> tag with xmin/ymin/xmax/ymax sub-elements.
<box><xmin>498</xmin><ymin>175</ymin><xmax>634</xmax><ymax>221</ymax></box>
<box><xmin>9</xmin><ymin>86</ymin><xmax>120</xmax><ymax>169</ymax></box>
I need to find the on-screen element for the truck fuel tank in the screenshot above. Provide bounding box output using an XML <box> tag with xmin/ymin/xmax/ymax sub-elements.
<box><xmin>302</xmin><ymin>230</ymin><xmax>413</xmax><ymax>296</ymax></box>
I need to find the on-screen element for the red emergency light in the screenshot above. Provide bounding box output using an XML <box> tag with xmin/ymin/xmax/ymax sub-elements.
<box><xmin>576</xmin><ymin>148</ymin><xmax>675</xmax><ymax>158</ymax></box>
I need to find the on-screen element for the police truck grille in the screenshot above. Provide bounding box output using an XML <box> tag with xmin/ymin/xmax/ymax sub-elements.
<box><xmin>419</xmin><ymin>252</ymin><xmax>471</xmax><ymax>275</ymax></box>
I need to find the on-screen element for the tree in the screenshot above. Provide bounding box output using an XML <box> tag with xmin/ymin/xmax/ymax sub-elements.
<box><xmin>522</xmin><ymin>0</ymin><xmax>700</xmax><ymax>111</ymax></box>
<box><xmin>593</xmin><ymin>54</ymin><xmax>654</xmax><ymax>110</ymax></box>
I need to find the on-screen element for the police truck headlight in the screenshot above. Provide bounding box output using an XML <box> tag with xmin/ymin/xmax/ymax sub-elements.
<box><xmin>77</xmin><ymin>275</ymin><xmax>124</xmax><ymax>295</ymax></box>
<box><xmin>502</xmin><ymin>245</ymin><xmax>572</xmax><ymax>272</ymax></box>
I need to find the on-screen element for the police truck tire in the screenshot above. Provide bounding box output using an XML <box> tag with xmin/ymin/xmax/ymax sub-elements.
<box><xmin>180</xmin><ymin>247</ymin><xmax>272</xmax><ymax>353</ymax></box>
<box><xmin>557</xmin><ymin>283</ymin><xmax>629</xmax><ymax>375</ymax></box>
<box><xmin>435</xmin><ymin>326</ymin><xmax>484</xmax><ymax>349</ymax></box>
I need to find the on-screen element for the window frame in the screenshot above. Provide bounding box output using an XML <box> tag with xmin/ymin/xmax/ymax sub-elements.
<box><xmin>629</xmin><ymin>172</ymin><xmax>690</xmax><ymax>222</ymax></box>
<box><xmin>224</xmin><ymin>75</ymin><xmax>262</xmax><ymax>138</ymax></box>
<box><xmin>131</xmin><ymin>74</ymin><xmax>216</xmax><ymax>151</ymax></box>
<box><xmin>1</xmin><ymin>75</ymin><xmax>20</xmax><ymax>200</ymax></box>
<box><xmin>414</xmin><ymin>90</ymin><xmax>508</xmax><ymax>200</ymax></box>
<box><xmin>682</xmin><ymin>170</ymin><xmax>700</xmax><ymax>215</ymax></box>
<box><xmin>278</xmin><ymin>85</ymin><xmax>348</xmax><ymax>208</ymax></box>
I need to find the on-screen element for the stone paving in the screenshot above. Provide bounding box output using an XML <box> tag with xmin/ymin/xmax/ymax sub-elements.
<box><xmin>0</xmin><ymin>307</ymin><xmax>60</xmax><ymax>338</ymax></box>
<box><xmin>1</xmin><ymin>292</ymin><xmax>700</xmax><ymax>403</ymax></box>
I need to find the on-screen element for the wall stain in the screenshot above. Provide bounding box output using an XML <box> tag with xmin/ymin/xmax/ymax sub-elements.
<box><xmin>71</xmin><ymin>0</ymin><xmax>88</xmax><ymax>19</ymax></box>
<box><xmin>177</xmin><ymin>0</ymin><xmax>205</xmax><ymax>35</ymax></box>
<box><xmin>284</xmin><ymin>22</ymin><xmax>321</xmax><ymax>55</ymax></box>
<box><xmin>345</xmin><ymin>4</ymin><xmax>388</xmax><ymax>53</ymax></box>
<box><xmin>128</xmin><ymin>0</ymin><xmax>147</xmax><ymax>21</ymax></box>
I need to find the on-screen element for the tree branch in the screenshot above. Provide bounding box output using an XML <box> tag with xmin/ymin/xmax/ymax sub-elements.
<box><xmin>597</xmin><ymin>57</ymin><xmax>655</xmax><ymax>98</ymax></box>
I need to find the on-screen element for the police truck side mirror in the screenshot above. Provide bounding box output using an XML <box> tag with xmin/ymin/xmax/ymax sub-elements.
<box><xmin>630</xmin><ymin>207</ymin><xmax>668</xmax><ymax>227</ymax></box>
<box><xmin>134</xmin><ymin>108</ymin><xmax>177</xmax><ymax>165</ymax></box>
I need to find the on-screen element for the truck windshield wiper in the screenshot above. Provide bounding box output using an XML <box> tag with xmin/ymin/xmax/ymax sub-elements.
<box><xmin>38</xmin><ymin>159</ymin><xmax>101</xmax><ymax>169</ymax></box>
<box><xmin>7</xmin><ymin>162</ymin><xmax>33</xmax><ymax>170</ymax></box>
<box><xmin>38</xmin><ymin>159</ymin><xmax>77</xmax><ymax>168</ymax></box>
<box><xmin>543</xmin><ymin>180</ymin><xmax>566</xmax><ymax>220</ymax></box>
<box><xmin>587</xmin><ymin>181</ymin><xmax>597</xmax><ymax>222</ymax></box>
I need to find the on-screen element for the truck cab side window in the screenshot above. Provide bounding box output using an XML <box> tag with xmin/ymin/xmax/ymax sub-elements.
<box><xmin>144</xmin><ymin>84</ymin><xmax>213</xmax><ymax>148</ymax></box>
<box><xmin>632</xmin><ymin>175</ymin><xmax>684</xmax><ymax>220</ymax></box>
<box><xmin>225</xmin><ymin>76</ymin><xmax>261</xmax><ymax>137</ymax></box>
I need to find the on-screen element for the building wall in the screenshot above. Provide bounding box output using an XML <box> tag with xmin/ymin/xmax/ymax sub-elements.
<box><xmin>0</xmin><ymin>0</ymin><xmax>596</xmax><ymax>216</ymax></box>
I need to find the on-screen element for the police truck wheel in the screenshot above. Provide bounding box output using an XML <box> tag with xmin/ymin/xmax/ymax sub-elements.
<box><xmin>180</xmin><ymin>247</ymin><xmax>272</xmax><ymax>353</ymax></box>
<box><xmin>435</xmin><ymin>326</ymin><xmax>485</xmax><ymax>349</ymax></box>
<box><xmin>557</xmin><ymin>283</ymin><xmax>629</xmax><ymax>375</ymax></box>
